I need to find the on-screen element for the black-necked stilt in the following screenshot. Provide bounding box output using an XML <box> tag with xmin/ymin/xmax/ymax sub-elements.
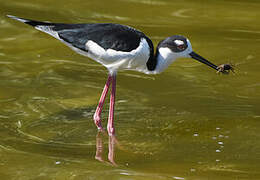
<box><xmin>7</xmin><ymin>15</ymin><xmax>230</xmax><ymax>136</ymax></box>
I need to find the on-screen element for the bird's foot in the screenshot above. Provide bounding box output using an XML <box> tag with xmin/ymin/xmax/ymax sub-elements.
<box><xmin>107</xmin><ymin>125</ymin><xmax>115</xmax><ymax>136</ymax></box>
<box><xmin>93</xmin><ymin>114</ymin><xmax>103</xmax><ymax>131</ymax></box>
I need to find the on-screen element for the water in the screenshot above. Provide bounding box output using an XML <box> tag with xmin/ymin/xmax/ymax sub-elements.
<box><xmin>0</xmin><ymin>0</ymin><xmax>260</xmax><ymax>179</ymax></box>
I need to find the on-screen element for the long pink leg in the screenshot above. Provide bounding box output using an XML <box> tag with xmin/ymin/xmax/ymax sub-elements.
<box><xmin>93</xmin><ymin>75</ymin><xmax>112</xmax><ymax>130</ymax></box>
<box><xmin>107</xmin><ymin>73</ymin><xmax>117</xmax><ymax>136</ymax></box>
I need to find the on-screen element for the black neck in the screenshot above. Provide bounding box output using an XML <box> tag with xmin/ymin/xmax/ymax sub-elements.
<box><xmin>146</xmin><ymin>48</ymin><xmax>159</xmax><ymax>71</ymax></box>
<box><xmin>145</xmin><ymin>37</ymin><xmax>159</xmax><ymax>71</ymax></box>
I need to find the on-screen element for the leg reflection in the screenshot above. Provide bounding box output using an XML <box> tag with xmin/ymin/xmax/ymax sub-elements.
<box><xmin>95</xmin><ymin>132</ymin><xmax>118</xmax><ymax>166</ymax></box>
<box><xmin>95</xmin><ymin>132</ymin><xmax>105</xmax><ymax>162</ymax></box>
<box><xmin>108</xmin><ymin>135</ymin><xmax>117</xmax><ymax>166</ymax></box>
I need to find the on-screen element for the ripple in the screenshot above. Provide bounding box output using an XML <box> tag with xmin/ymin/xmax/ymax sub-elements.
<box><xmin>0</xmin><ymin>115</ymin><xmax>9</xmax><ymax>119</ymax></box>
<box><xmin>17</xmin><ymin>129</ymin><xmax>46</xmax><ymax>142</ymax></box>
<box><xmin>0</xmin><ymin>60</ymin><xmax>12</xmax><ymax>64</ymax></box>
<box><xmin>122</xmin><ymin>72</ymin><xmax>155</xmax><ymax>80</ymax></box>
<box><xmin>91</xmin><ymin>13</ymin><xmax>130</xmax><ymax>21</ymax></box>
<box><xmin>171</xmin><ymin>9</ymin><xmax>192</xmax><ymax>18</ymax></box>
<box><xmin>47</xmin><ymin>59</ymin><xmax>99</xmax><ymax>67</ymax></box>
<box><xmin>193</xmin><ymin>133</ymin><xmax>199</xmax><ymax>137</ymax></box>
<box><xmin>229</xmin><ymin>29</ymin><xmax>260</xmax><ymax>34</ymax></box>
<box><xmin>0</xmin><ymin>37</ymin><xmax>17</xmax><ymax>42</ymax></box>
<box><xmin>121</xmin><ymin>0</ymin><xmax>167</xmax><ymax>5</ymax></box>
<box><xmin>173</xmin><ymin>177</ymin><xmax>185</xmax><ymax>180</ymax></box>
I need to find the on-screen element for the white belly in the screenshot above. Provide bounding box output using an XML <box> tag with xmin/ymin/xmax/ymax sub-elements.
<box><xmin>84</xmin><ymin>38</ymin><xmax>151</xmax><ymax>73</ymax></box>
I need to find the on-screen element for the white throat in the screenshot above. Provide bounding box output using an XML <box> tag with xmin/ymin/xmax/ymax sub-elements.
<box><xmin>153</xmin><ymin>47</ymin><xmax>178</xmax><ymax>74</ymax></box>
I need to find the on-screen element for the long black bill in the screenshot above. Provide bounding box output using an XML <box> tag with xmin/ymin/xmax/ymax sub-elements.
<box><xmin>189</xmin><ymin>51</ymin><xmax>218</xmax><ymax>71</ymax></box>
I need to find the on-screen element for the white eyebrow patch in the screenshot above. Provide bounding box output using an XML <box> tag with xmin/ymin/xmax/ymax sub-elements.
<box><xmin>174</xmin><ymin>39</ymin><xmax>184</xmax><ymax>46</ymax></box>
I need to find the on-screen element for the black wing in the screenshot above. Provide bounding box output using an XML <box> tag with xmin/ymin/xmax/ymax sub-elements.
<box><xmin>57</xmin><ymin>23</ymin><xmax>148</xmax><ymax>52</ymax></box>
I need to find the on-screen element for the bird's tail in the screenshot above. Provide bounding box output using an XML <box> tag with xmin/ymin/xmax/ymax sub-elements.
<box><xmin>7</xmin><ymin>15</ymin><xmax>53</xmax><ymax>27</ymax></box>
<box><xmin>7</xmin><ymin>15</ymin><xmax>61</xmax><ymax>39</ymax></box>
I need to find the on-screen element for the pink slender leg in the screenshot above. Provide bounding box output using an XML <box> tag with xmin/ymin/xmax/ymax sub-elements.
<box><xmin>93</xmin><ymin>75</ymin><xmax>112</xmax><ymax>130</ymax></box>
<box><xmin>107</xmin><ymin>73</ymin><xmax>116</xmax><ymax>136</ymax></box>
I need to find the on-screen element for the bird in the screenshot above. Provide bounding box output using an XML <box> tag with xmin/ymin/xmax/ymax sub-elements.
<box><xmin>7</xmin><ymin>15</ymin><xmax>224</xmax><ymax>136</ymax></box>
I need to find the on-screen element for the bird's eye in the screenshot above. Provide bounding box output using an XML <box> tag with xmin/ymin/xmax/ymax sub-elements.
<box><xmin>177</xmin><ymin>44</ymin><xmax>185</xmax><ymax>50</ymax></box>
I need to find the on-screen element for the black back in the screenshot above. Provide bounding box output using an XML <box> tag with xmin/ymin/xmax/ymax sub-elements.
<box><xmin>57</xmin><ymin>23</ymin><xmax>147</xmax><ymax>52</ymax></box>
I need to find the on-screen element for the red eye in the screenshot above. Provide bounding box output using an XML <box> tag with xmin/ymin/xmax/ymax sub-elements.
<box><xmin>177</xmin><ymin>45</ymin><xmax>185</xmax><ymax>50</ymax></box>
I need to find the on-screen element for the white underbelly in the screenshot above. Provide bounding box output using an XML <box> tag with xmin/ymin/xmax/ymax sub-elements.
<box><xmin>84</xmin><ymin>38</ymin><xmax>151</xmax><ymax>73</ymax></box>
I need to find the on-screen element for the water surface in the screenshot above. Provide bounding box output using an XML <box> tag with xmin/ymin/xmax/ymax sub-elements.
<box><xmin>0</xmin><ymin>0</ymin><xmax>260</xmax><ymax>179</ymax></box>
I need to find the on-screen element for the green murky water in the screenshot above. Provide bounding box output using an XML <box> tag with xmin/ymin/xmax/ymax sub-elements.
<box><xmin>0</xmin><ymin>0</ymin><xmax>260</xmax><ymax>179</ymax></box>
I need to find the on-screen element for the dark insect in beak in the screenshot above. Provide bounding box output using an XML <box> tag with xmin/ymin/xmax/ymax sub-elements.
<box><xmin>216</xmin><ymin>64</ymin><xmax>235</xmax><ymax>74</ymax></box>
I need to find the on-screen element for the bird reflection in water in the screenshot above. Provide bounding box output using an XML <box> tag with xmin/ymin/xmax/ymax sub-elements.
<box><xmin>95</xmin><ymin>132</ymin><xmax>118</xmax><ymax>166</ymax></box>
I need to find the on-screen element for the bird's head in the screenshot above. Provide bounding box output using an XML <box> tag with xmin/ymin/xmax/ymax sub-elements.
<box><xmin>157</xmin><ymin>35</ymin><xmax>219</xmax><ymax>71</ymax></box>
